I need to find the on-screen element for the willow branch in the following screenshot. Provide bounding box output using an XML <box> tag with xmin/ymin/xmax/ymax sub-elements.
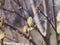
<box><xmin>2</xmin><ymin>8</ymin><xmax>27</xmax><ymax>21</ymax></box>
<box><xmin>3</xmin><ymin>21</ymin><xmax>37</xmax><ymax>45</ymax></box>
<box><xmin>40</xmin><ymin>10</ymin><xmax>56</xmax><ymax>32</ymax></box>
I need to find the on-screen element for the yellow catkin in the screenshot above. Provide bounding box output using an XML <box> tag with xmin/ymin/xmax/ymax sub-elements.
<box><xmin>0</xmin><ymin>32</ymin><xmax>5</xmax><ymax>41</ymax></box>
<box><xmin>27</xmin><ymin>17</ymin><xmax>34</xmax><ymax>27</ymax></box>
<box><xmin>0</xmin><ymin>15</ymin><xmax>3</xmax><ymax>28</ymax></box>
<box><xmin>57</xmin><ymin>10</ymin><xmax>60</xmax><ymax>33</ymax></box>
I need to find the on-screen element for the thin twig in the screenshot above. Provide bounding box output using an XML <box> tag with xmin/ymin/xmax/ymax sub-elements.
<box><xmin>40</xmin><ymin>10</ymin><xmax>56</xmax><ymax>32</ymax></box>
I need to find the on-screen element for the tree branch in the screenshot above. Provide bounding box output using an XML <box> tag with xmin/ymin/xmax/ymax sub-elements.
<box><xmin>40</xmin><ymin>10</ymin><xmax>56</xmax><ymax>33</ymax></box>
<box><xmin>2</xmin><ymin>8</ymin><xmax>27</xmax><ymax>21</ymax></box>
<box><xmin>3</xmin><ymin>21</ymin><xmax>37</xmax><ymax>45</ymax></box>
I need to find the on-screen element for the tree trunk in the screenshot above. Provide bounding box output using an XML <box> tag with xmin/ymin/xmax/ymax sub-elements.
<box><xmin>44</xmin><ymin>0</ymin><xmax>51</xmax><ymax>45</ymax></box>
